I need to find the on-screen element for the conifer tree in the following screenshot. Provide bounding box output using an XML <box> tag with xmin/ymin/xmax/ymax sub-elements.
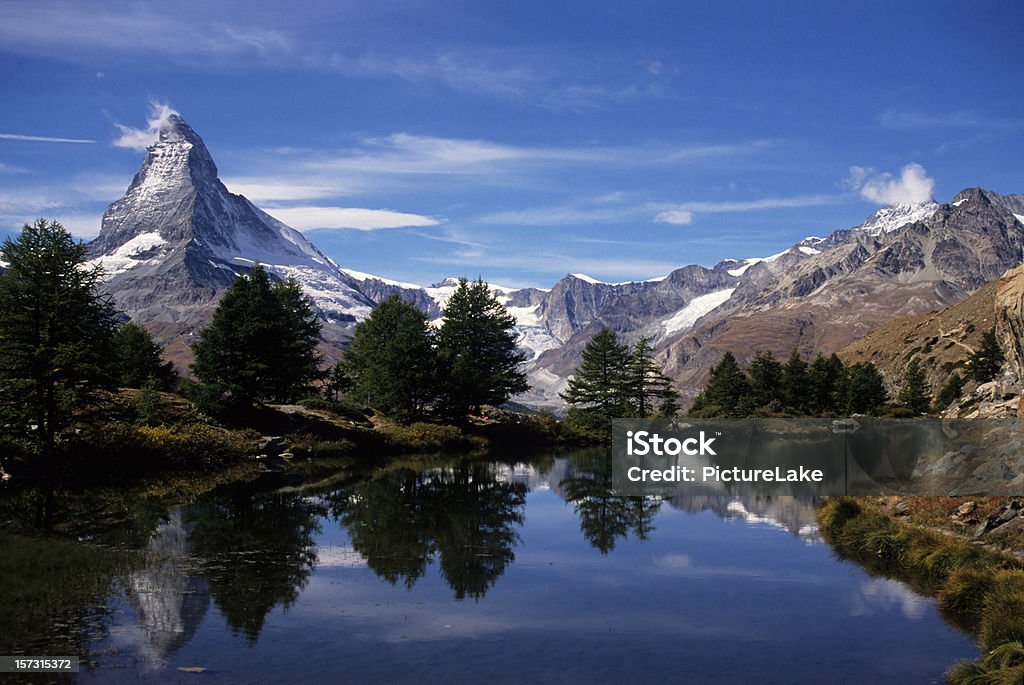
<box><xmin>807</xmin><ymin>353</ymin><xmax>846</xmax><ymax>414</ymax></box>
<box><xmin>781</xmin><ymin>349</ymin><xmax>811</xmax><ymax>413</ymax></box>
<box><xmin>561</xmin><ymin>328</ymin><xmax>630</xmax><ymax>419</ymax></box>
<box><xmin>623</xmin><ymin>337</ymin><xmax>678</xmax><ymax>418</ymax></box>
<box><xmin>343</xmin><ymin>295</ymin><xmax>437</xmax><ymax>422</ymax></box>
<box><xmin>933</xmin><ymin>371</ymin><xmax>965</xmax><ymax>413</ymax></box>
<box><xmin>110</xmin><ymin>321</ymin><xmax>177</xmax><ymax>389</ymax></box>
<box><xmin>842</xmin><ymin>362</ymin><xmax>888</xmax><ymax>414</ymax></box>
<box><xmin>897</xmin><ymin>358</ymin><xmax>932</xmax><ymax>414</ymax></box>
<box><xmin>191</xmin><ymin>264</ymin><xmax>322</xmax><ymax>410</ymax></box>
<box><xmin>436</xmin><ymin>278</ymin><xmax>528</xmax><ymax>417</ymax></box>
<box><xmin>967</xmin><ymin>328</ymin><xmax>1004</xmax><ymax>383</ymax></box>
<box><xmin>747</xmin><ymin>350</ymin><xmax>784</xmax><ymax>410</ymax></box>
<box><xmin>0</xmin><ymin>219</ymin><xmax>119</xmax><ymax>513</ymax></box>
<box><xmin>689</xmin><ymin>351</ymin><xmax>749</xmax><ymax>417</ymax></box>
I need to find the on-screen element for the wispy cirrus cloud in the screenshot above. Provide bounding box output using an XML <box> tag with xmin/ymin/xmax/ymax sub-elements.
<box><xmin>0</xmin><ymin>133</ymin><xmax>94</xmax><ymax>144</ymax></box>
<box><xmin>0</xmin><ymin>3</ymin><xmax>292</xmax><ymax>62</ymax></box>
<box><xmin>879</xmin><ymin>108</ymin><xmax>1022</xmax><ymax>131</ymax></box>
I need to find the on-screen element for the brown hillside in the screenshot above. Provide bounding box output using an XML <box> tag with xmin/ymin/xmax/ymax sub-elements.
<box><xmin>838</xmin><ymin>278</ymin><xmax>999</xmax><ymax>396</ymax></box>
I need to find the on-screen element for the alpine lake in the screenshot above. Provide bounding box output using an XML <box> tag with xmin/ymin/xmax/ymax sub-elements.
<box><xmin>2</xmin><ymin>449</ymin><xmax>977</xmax><ymax>684</ymax></box>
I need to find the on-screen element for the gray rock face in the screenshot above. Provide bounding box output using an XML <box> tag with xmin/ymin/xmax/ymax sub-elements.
<box><xmin>88</xmin><ymin>114</ymin><xmax>374</xmax><ymax>362</ymax></box>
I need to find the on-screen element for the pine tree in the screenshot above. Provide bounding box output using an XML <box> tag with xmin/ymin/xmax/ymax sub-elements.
<box><xmin>897</xmin><ymin>358</ymin><xmax>932</xmax><ymax>414</ymax></box>
<box><xmin>343</xmin><ymin>295</ymin><xmax>437</xmax><ymax>422</ymax></box>
<box><xmin>561</xmin><ymin>328</ymin><xmax>630</xmax><ymax>420</ymax></box>
<box><xmin>436</xmin><ymin>278</ymin><xmax>528</xmax><ymax>417</ymax></box>
<box><xmin>0</xmin><ymin>219</ymin><xmax>119</xmax><ymax>500</ymax></box>
<box><xmin>191</xmin><ymin>264</ymin><xmax>322</xmax><ymax>410</ymax></box>
<box><xmin>623</xmin><ymin>337</ymin><xmax>677</xmax><ymax>418</ymax></box>
<box><xmin>807</xmin><ymin>353</ymin><xmax>846</xmax><ymax>414</ymax></box>
<box><xmin>323</xmin><ymin>360</ymin><xmax>353</xmax><ymax>402</ymax></box>
<box><xmin>967</xmin><ymin>328</ymin><xmax>1004</xmax><ymax>383</ymax></box>
<box><xmin>781</xmin><ymin>349</ymin><xmax>811</xmax><ymax>413</ymax></box>
<box><xmin>933</xmin><ymin>372</ymin><xmax>965</xmax><ymax>413</ymax></box>
<box><xmin>747</xmin><ymin>350</ymin><xmax>783</xmax><ymax>410</ymax></box>
<box><xmin>842</xmin><ymin>362</ymin><xmax>888</xmax><ymax>415</ymax></box>
<box><xmin>689</xmin><ymin>351</ymin><xmax>749</xmax><ymax>417</ymax></box>
<box><xmin>110</xmin><ymin>321</ymin><xmax>177</xmax><ymax>389</ymax></box>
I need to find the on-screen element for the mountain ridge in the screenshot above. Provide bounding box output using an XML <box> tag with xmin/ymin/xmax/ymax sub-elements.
<box><xmin>84</xmin><ymin>112</ymin><xmax>1024</xmax><ymax>409</ymax></box>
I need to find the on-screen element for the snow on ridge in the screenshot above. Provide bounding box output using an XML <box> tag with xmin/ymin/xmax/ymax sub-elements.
<box><xmin>341</xmin><ymin>268</ymin><xmax>424</xmax><ymax>291</ymax></box>
<box><xmin>857</xmin><ymin>201</ymin><xmax>938</xmax><ymax>236</ymax></box>
<box><xmin>798</xmin><ymin>245</ymin><xmax>821</xmax><ymax>255</ymax></box>
<box><xmin>953</xmin><ymin>198</ymin><xmax>970</xmax><ymax>207</ymax></box>
<box><xmin>89</xmin><ymin>231</ymin><xmax>167</xmax><ymax>277</ymax></box>
<box><xmin>660</xmin><ymin>288</ymin><xmax>736</xmax><ymax>337</ymax></box>
<box><xmin>1014</xmin><ymin>214</ymin><xmax>1024</xmax><ymax>226</ymax></box>
<box><xmin>569</xmin><ymin>272</ymin><xmax>601</xmax><ymax>284</ymax></box>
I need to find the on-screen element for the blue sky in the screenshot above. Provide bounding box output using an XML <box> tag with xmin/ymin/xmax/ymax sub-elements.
<box><xmin>1</xmin><ymin>0</ymin><xmax>1022</xmax><ymax>288</ymax></box>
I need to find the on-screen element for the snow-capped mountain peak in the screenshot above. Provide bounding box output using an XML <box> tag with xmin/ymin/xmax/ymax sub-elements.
<box><xmin>855</xmin><ymin>200</ymin><xmax>939</xmax><ymax>236</ymax></box>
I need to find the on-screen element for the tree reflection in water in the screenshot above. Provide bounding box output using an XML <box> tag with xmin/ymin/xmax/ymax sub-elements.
<box><xmin>560</xmin><ymin>450</ymin><xmax>661</xmax><ymax>554</ymax></box>
<box><xmin>186</xmin><ymin>491</ymin><xmax>326</xmax><ymax>642</ymax></box>
<box><xmin>330</xmin><ymin>461</ymin><xmax>527</xmax><ymax>600</ymax></box>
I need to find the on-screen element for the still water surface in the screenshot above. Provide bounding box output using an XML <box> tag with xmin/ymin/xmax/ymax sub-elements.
<box><xmin>72</xmin><ymin>451</ymin><xmax>974</xmax><ymax>683</ymax></box>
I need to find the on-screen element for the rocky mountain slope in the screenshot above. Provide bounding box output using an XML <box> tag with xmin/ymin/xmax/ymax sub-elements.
<box><xmin>87</xmin><ymin>114</ymin><xmax>374</xmax><ymax>366</ymax></box>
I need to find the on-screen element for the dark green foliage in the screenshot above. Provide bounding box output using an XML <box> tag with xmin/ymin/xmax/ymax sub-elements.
<box><xmin>842</xmin><ymin>362</ymin><xmax>888</xmax><ymax>414</ymax></box>
<box><xmin>623</xmin><ymin>336</ymin><xmax>678</xmax><ymax>418</ymax></box>
<box><xmin>689</xmin><ymin>351</ymin><xmax>749</xmax><ymax>417</ymax></box>
<box><xmin>934</xmin><ymin>372</ymin><xmax>965</xmax><ymax>412</ymax></box>
<box><xmin>560</xmin><ymin>328</ymin><xmax>631</xmax><ymax>420</ymax></box>
<box><xmin>747</xmin><ymin>350</ymin><xmax>784</xmax><ymax>409</ymax></box>
<box><xmin>807</xmin><ymin>353</ymin><xmax>846</xmax><ymax>414</ymax></box>
<box><xmin>0</xmin><ymin>219</ymin><xmax>119</xmax><ymax>462</ymax></box>
<box><xmin>781</xmin><ymin>349</ymin><xmax>811</xmax><ymax>412</ymax></box>
<box><xmin>110</xmin><ymin>322</ymin><xmax>177</xmax><ymax>389</ymax></box>
<box><xmin>897</xmin><ymin>358</ymin><xmax>932</xmax><ymax>414</ymax></box>
<box><xmin>436</xmin><ymin>278</ymin><xmax>528</xmax><ymax>417</ymax></box>
<box><xmin>689</xmin><ymin>350</ymin><xmax>888</xmax><ymax>417</ymax></box>
<box><xmin>191</xmin><ymin>264</ymin><xmax>322</xmax><ymax>410</ymax></box>
<box><xmin>343</xmin><ymin>295</ymin><xmax>437</xmax><ymax>422</ymax></box>
<box><xmin>967</xmin><ymin>328</ymin><xmax>1004</xmax><ymax>383</ymax></box>
<box><xmin>322</xmin><ymin>360</ymin><xmax>352</xmax><ymax>402</ymax></box>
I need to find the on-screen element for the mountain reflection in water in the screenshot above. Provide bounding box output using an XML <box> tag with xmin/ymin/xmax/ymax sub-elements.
<box><xmin>54</xmin><ymin>451</ymin><xmax>974</xmax><ymax>684</ymax></box>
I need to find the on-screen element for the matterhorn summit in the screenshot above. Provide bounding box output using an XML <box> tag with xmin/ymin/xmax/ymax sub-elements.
<box><xmin>89</xmin><ymin>112</ymin><xmax>373</xmax><ymax>363</ymax></box>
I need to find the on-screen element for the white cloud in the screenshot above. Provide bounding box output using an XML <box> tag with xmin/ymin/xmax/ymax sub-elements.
<box><xmin>654</xmin><ymin>210</ymin><xmax>694</xmax><ymax>225</ymax></box>
<box><xmin>846</xmin><ymin>163</ymin><xmax>935</xmax><ymax>205</ymax></box>
<box><xmin>113</xmin><ymin>102</ymin><xmax>180</xmax><ymax>151</ymax></box>
<box><xmin>264</xmin><ymin>206</ymin><xmax>440</xmax><ymax>231</ymax></box>
<box><xmin>0</xmin><ymin>133</ymin><xmax>94</xmax><ymax>144</ymax></box>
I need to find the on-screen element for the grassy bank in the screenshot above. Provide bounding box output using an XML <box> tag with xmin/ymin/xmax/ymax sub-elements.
<box><xmin>0</xmin><ymin>531</ymin><xmax>138</xmax><ymax>658</ymax></box>
<box><xmin>818</xmin><ymin>497</ymin><xmax>1024</xmax><ymax>683</ymax></box>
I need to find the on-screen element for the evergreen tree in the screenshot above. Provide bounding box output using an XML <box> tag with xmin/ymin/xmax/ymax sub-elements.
<box><xmin>436</xmin><ymin>278</ymin><xmax>528</xmax><ymax>416</ymax></box>
<box><xmin>623</xmin><ymin>337</ymin><xmax>678</xmax><ymax>418</ymax></box>
<box><xmin>842</xmin><ymin>362</ymin><xmax>888</xmax><ymax>414</ymax></box>
<box><xmin>689</xmin><ymin>351</ymin><xmax>749</xmax><ymax>417</ymax></box>
<box><xmin>897</xmin><ymin>358</ymin><xmax>932</xmax><ymax>414</ymax></box>
<box><xmin>323</xmin><ymin>360</ymin><xmax>353</xmax><ymax>402</ymax></box>
<box><xmin>110</xmin><ymin>321</ymin><xmax>177</xmax><ymax>389</ymax></box>
<box><xmin>343</xmin><ymin>295</ymin><xmax>437</xmax><ymax>422</ymax></box>
<box><xmin>191</xmin><ymin>264</ymin><xmax>322</xmax><ymax>410</ymax></box>
<box><xmin>561</xmin><ymin>328</ymin><xmax>630</xmax><ymax>420</ymax></box>
<box><xmin>967</xmin><ymin>328</ymin><xmax>1004</xmax><ymax>383</ymax></box>
<box><xmin>933</xmin><ymin>371</ymin><xmax>965</xmax><ymax>413</ymax></box>
<box><xmin>0</xmin><ymin>219</ymin><xmax>119</xmax><ymax>511</ymax></box>
<box><xmin>747</xmin><ymin>350</ymin><xmax>784</xmax><ymax>410</ymax></box>
<box><xmin>807</xmin><ymin>353</ymin><xmax>846</xmax><ymax>414</ymax></box>
<box><xmin>781</xmin><ymin>349</ymin><xmax>811</xmax><ymax>413</ymax></box>
<box><xmin>0</xmin><ymin>219</ymin><xmax>119</xmax><ymax>439</ymax></box>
